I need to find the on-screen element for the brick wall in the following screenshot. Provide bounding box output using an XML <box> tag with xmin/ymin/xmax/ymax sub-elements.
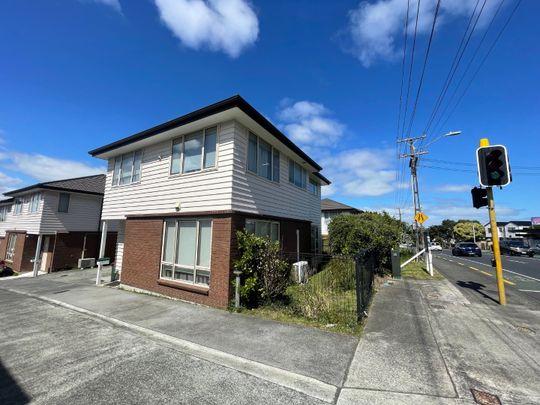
<box><xmin>0</xmin><ymin>236</ymin><xmax>6</xmax><ymax>259</ymax></box>
<box><xmin>121</xmin><ymin>216</ymin><xmax>234</xmax><ymax>308</ymax></box>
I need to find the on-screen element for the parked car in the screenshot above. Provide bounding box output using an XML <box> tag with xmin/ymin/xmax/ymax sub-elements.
<box><xmin>500</xmin><ymin>240</ymin><xmax>533</xmax><ymax>256</ymax></box>
<box><xmin>429</xmin><ymin>243</ymin><xmax>443</xmax><ymax>251</ymax></box>
<box><xmin>528</xmin><ymin>244</ymin><xmax>540</xmax><ymax>257</ymax></box>
<box><xmin>452</xmin><ymin>242</ymin><xmax>482</xmax><ymax>257</ymax></box>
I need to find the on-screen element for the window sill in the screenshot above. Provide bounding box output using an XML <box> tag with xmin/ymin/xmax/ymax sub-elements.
<box><xmin>246</xmin><ymin>169</ymin><xmax>280</xmax><ymax>185</ymax></box>
<box><xmin>168</xmin><ymin>166</ymin><xmax>218</xmax><ymax>179</ymax></box>
<box><xmin>111</xmin><ymin>181</ymin><xmax>142</xmax><ymax>189</ymax></box>
<box><xmin>158</xmin><ymin>279</ymin><xmax>209</xmax><ymax>295</ymax></box>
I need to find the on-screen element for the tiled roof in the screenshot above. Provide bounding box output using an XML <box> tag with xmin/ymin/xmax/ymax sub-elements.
<box><xmin>4</xmin><ymin>174</ymin><xmax>105</xmax><ymax>197</ymax></box>
<box><xmin>321</xmin><ymin>198</ymin><xmax>361</xmax><ymax>212</ymax></box>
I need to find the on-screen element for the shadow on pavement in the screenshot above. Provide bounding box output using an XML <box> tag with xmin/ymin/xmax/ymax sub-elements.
<box><xmin>456</xmin><ymin>280</ymin><xmax>500</xmax><ymax>305</ymax></box>
<box><xmin>0</xmin><ymin>360</ymin><xmax>30</xmax><ymax>404</ymax></box>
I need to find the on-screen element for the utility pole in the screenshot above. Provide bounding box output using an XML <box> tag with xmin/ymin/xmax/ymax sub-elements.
<box><xmin>398</xmin><ymin>135</ymin><xmax>427</xmax><ymax>255</ymax></box>
<box><xmin>472</xmin><ymin>223</ymin><xmax>476</xmax><ymax>244</ymax></box>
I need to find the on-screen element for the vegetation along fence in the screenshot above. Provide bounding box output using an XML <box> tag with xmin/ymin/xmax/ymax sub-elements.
<box><xmin>279</xmin><ymin>249</ymin><xmax>375</xmax><ymax>325</ymax></box>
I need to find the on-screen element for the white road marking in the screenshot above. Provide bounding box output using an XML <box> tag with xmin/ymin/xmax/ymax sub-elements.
<box><xmin>436</xmin><ymin>254</ymin><xmax>540</xmax><ymax>283</ymax></box>
<box><xmin>508</xmin><ymin>259</ymin><xmax>526</xmax><ymax>264</ymax></box>
<box><xmin>518</xmin><ymin>290</ymin><xmax>540</xmax><ymax>293</ymax></box>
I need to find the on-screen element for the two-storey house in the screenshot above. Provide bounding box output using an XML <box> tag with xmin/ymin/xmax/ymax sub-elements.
<box><xmin>321</xmin><ymin>198</ymin><xmax>362</xmax><ymax>252</ymax></box>
<box><xmin>484</xmin><ymin>220</ymin><xmax>531</xmax><ymax>241</ymax></box>
<box><xmin>0</xmin><ymin>175</ymin><xmax>116</xmax><ymax>273</ymax></box>
<box><xmin>89</xmin><ymin>95</ymin><xmax>329</xmax><ymax>308</ymax></box>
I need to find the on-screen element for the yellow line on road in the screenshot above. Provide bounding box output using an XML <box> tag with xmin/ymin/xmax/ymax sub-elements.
<box><xmin>480</xmin><ymin>271</ymin><xmax>493</xmax><ymax>277</ymax></box>
<box><xmin>470</xmin><ymin>267</ymin><xmax>481</xmax><ymax>271</ymax></box>
<box><xmin>504</xmin><ymin>279</ymin><xmax>515</xmax><ymax>286</ymax></box>
<box><xmin>457</xmin><ymin>262</ymin><xmax>465</xmax><ymax>266</ymax></box>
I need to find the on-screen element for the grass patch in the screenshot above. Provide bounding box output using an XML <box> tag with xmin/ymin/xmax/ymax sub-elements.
<box><xmin>241</xmin><ymin>305</ymin><xmax>363</xmax><ymax>336</ymax></box>
<box><xmin>401</xmin><ymin>260</ymin><xmax>444</xmax><ymax>280</ymax></box>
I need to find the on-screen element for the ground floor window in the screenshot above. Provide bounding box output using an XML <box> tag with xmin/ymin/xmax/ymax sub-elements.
<box><xmin>245</xmin><ymin>219</ymin><xmax>279</xmax><ymax>241</ymax></box>
<box><xmin>6</xmin><ymin>234</ymin><xmax>17</xmax><ymax>262</ymax></box>
<box><xmin>311</xmin><ymin>225</ymin><xmax>320</xmax><ymax>254</ymax></box>
<box><xmin>160</xmin><ymin>219</ymin><xmax>212</xmax><ymax>286</ymax></box>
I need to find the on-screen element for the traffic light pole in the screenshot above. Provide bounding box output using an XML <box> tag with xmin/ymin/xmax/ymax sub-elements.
<box><xmin>487</xmin><ymin>187</ymin><xmax>506</xmax><ymax>305</ymax></box>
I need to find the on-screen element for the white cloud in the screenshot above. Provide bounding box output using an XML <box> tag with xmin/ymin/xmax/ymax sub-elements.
<box><xmin>346</xmin><ymin>0</ymin><xmax>502</xmax><ymax>67</ymax></box>
<box><xmin>0</xmin><ymin>152</ymin><xmax>105</xmax><ymax>182</ymax></box>
<box><xmin>0</xmin><ymin>172</ymin><xmax>23</xmax><ymax>196</ymax></box>
<box><xmin>435</xmin><ymin>184</ymin><xmax>471</xmax><ymax>193</ymax></box>
<box><xmin>154</xmin><ymin>0</ymin><xmax>259</xmax><ymax>58</ymax></box>
<box><xmin>321</xmin><ymin>148</ymin><xmax>404</xmax><ymax>197</ymax></box>
<box><xmin>83</xmin><ymin>0</ymin><xmax>122</xmax><ymax>13</ymax></box>
<box><xmin>278</xmin><ymin>100</ymin><xmax>345</xmax><ymax>147</ymax></box>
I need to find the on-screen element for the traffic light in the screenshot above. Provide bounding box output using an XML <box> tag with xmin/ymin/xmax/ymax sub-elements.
<box><xmin>471</xmin><ymin>187</ymin><xmax>488</xmax><ymax>208</ymax></box>
<box><xmin>476</xmin><ymin>145</ymin><xmax>511</xmax><ymax>187</ymax></box>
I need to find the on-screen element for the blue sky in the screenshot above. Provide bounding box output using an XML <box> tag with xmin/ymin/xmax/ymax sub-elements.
<box><xmin>0</xmin><ymin>0</ymin><xmax>538</xmax><ymax>225</ymax></box>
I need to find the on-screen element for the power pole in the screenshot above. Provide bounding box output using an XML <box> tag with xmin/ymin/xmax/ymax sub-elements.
<box><xmin>398</xmin><ymin>135</ymin><xmax>427</xmax><ymax>255</ymax></box>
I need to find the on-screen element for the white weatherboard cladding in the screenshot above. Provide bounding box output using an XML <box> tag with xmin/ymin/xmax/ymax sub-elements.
<box><xmin>40</xmin><ymin>191</ymin><xmax>102</xmax><ymax>234</ymax></box>
<box><xmin>231</xmin><ymin>122</ymin><xmax>321</xmax><ymax>226</ymax></box>
<box><xmin>101</xmin><ymin>121</ymin><xmax>236</xmax><ymax>220</ymax></box>
<box><xmin>115</xmin><ymin>220</ymin><xmax>125</xmax><ymax>272</ymax></box>
<box><xmin>0</xmin><ymin>196</ymin><xmax>43</xmax><ymax>237</ymax></box>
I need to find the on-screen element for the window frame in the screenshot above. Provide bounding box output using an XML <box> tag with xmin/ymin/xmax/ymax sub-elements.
<box><xmin>112</xmin><ymin>150</ymin><xmax>143</xmax><ymax>187</ymax></box>
<box><xmin>5</xmin><ymin>234</ymin><xmax>17</xmax><ymax>262</ymax></box>
<box><xmin>169</xmin><ymin>126</ymin><xmax>218</xmax><ymax>176</ymax></box>
<box><xmin>58</xmin><ymin>193</ymin><xmax>70</xmax><ymax>213</ymax></box>
<box><xmin>245</xmin><ymin>219</ymin><xmax>280</xmax><ymax>241</ymax></box>
<box><xmin>311</xmin><ymin>225</ymin><xmax>320</xmax><ymax>254</ymax></box>
<box><xmin>0</xmin><ymin>206</ymin><xmax>8</xmax><ymax>222</ymax></box>
<box><xmin>288</xmin><ymin>159</ymin><xmax>307</xmax><ymax>189</ymax></box>
<box><xmin>160</xmin><ymin>218</ymin><xmax>213</xmax><ymax>287</ymax></box>
<box><xmin>13</xmin><ymin>199</ymin><xmax>23</xmax><ymax>215</ymax></box>
<box><xmin>308</xmin><ymin>177</ymin><xmax>320</xmax><ymax>195</ymax></box>
<box><xmin>246</xmin><ymin>131</ymin><xmax>280</xmax><ymax>183</ymax></box>
<box><xmin>29</xmin><ymin>192</ymin><xmax>41</xmax><ymax>213</ymax></box>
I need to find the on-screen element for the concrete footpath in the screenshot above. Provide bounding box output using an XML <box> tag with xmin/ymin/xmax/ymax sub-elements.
<box><xmin>340</xmin><ymin>278</ymin><xmax>540</xmax><ymax>405</ymax></box>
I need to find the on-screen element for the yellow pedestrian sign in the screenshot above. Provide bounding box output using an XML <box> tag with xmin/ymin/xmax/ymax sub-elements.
<box><xmin>415</xmin><ymin>211</ymin><xmax>428</xmax><ymax>224</ymax></box>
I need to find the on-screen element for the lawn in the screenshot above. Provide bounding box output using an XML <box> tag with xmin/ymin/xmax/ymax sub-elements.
<box><xmin>401</xmin><ymin>259</ymin><xmax>444</xmax><ymax>280</ymax></box>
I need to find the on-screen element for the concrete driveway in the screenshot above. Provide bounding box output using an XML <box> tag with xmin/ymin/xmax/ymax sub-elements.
<box><xmin>0</xmin><ymin>268</ymin><xmax>359</xmax><ymax>404</ymax></box>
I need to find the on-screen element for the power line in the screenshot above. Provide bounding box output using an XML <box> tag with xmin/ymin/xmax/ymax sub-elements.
<box><xmin>420</xmin><ymin>0</ymin><xmax>485</xmax><ymax>145</ymax></box>
<box><xmin>405</xmin><ymin>0</ymin><xmax>442</xmax><ymax>139</ymax></box>
<box><xmin>432</xmin><ymin>0</ymin><xmax>523</xmax><ymax>136</ymax></box>
<box><xmin>400</xmin><ymin>0</ymin><xmax>422</xmax><ymax>138</ymax></box>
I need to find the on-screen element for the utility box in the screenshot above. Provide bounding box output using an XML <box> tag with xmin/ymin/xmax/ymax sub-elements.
<box><xmin>292</xmin><ymin>261</ymin><xmax>309</xmax><ymax>284</ymax></box>
<box><xmin>391</xmin><ymin>248</ymin><xmax>401</xmax><ymax>279</ymax></box>
<box><xmin>78</xmin><ymin>258</ymin><xmax>96</xmax><ymax>269</ymax></box>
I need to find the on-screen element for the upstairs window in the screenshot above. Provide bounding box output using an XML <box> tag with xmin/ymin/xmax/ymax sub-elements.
<box><xmin>112</xmin><ymin>150</ymin><xmax>143</xmax><ymax>186</ymax></box>
<box><xmin>288</xmin><ymin>160</ymin><xmax>306</xmax><ymax>189</ymax></box>
<box><xmin>13</xmin><ymin>199</ymin><xmax>22</xmax><ymax>215</ymax></box>
<box><xmin>308</xmin><ymin>178</ymin><xmax>319</xmax><ymax>195</ymax></box>
<box><xmin>0</xmin><ymin>206</ymin><xmax>7</xmax><ymax>221</ymax></box>
<box><xmin>29</xmin><ymin>193</ymin><xmax>41</xmax><ymax>213</ymax></box>
<box><xmin>58</xmin><ymin>193</ymin><xmax>70</xmax><ymax>213</ymax></box>
<box><xmin>171</xmin><ymin>127</ymin><xmax>217</xmax><ymax>175</ymax></box>
<box><xmin>247</xmin><ymin>132</ymin><xmax>280</xmax><ymax>182</ymax></box>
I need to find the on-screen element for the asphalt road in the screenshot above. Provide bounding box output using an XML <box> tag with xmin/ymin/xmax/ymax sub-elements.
<box><xmin>433</xmin><ymin>250</ymin><xmax>540</xmax><ymax>308</ymax></box>
<box><xmin>0</xmin><ymin>288</ymin><xmax>329</xmax><ymax>405</ymax></box>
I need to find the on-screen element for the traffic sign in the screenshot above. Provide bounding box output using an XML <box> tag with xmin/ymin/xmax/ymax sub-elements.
<box><xmin>415</xmin><ymin>212</ymin><xmax>428</xmax><ymax>224</ymax></box>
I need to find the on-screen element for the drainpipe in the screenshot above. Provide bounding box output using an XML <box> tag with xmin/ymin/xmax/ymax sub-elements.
<box><xmin>96</xmin><ymin>220</ymin><xmax>108</xmax><ymax>285</ymax></box>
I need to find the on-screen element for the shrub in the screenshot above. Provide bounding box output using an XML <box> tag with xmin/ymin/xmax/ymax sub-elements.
<box><xmin>233</xmin><ymin>231</ymin><xmax>290</xmax><ymax>307</ymax></box>
<box><xmin>328</xmin><ymin>212</ymin><xmax>402</xmax><ymax>272</ymax></box>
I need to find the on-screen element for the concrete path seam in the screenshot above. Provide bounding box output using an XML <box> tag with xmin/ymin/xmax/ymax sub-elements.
<box><xmin>1</xmin><ymin>286</ymin><xmax>338</xmax><ymax>404</ymax></box>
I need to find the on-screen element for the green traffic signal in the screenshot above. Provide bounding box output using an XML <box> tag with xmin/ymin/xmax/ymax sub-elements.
<box><xmin>476</xmin><ymin>145</ymin><xmax>511</xmax><ymax>187</ymax></box>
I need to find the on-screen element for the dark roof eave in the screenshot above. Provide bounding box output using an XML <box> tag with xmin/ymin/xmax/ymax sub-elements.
<box><xmin>4</xmin><ymin>184</ymin><xmax>104</xmax><ymax>197</ymax></box>
<box><xmin>88</xmin><ymin>95</ymin><xmax>323</xmax><ymax>172</ymax></box>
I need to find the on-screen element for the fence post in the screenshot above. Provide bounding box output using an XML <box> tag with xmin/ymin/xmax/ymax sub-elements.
<box><xmin>234</xmin><ymin>270</ymin><xmax>242</xmax><ymax>309</ymax></box>
<box><xmin>355</xmin><ymin>254</ymin><xmax>363</xmax><ymax>322</ymax></box>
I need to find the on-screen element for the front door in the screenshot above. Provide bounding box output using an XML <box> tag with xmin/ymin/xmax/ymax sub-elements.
<box><xmin>40</xmin><ymin>236</ymin><xmax>52</xmax><ymax>272</ymax></box>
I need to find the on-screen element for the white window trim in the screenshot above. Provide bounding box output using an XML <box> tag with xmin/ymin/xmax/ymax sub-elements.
<box><xmin>288</xmin><ymin>159</ymin><xmax>308</xmax><ymax>190</ymax></box>
<box><xmin>246</xmin><ymin>131</ymin><xmax>280</xmax><ymax>183</ymax></box>
<box><xmin>112</xmin><ymin>150</ymin><xmax>143</xmax><ymax>187</ymax></box>
<box><xmin>12</xmin><ymin>199</ymin><xmax>23</xmax><ymax>216</ymax></box>
<box><xmin>308</xmin><ymin>177</ymin><xmax>320</xmax><ymax>196</ymax></box>
<box><xmin>29</xmin><ymin>192</ymin><xmax>41</xmax><ymax>213</ymax></box>
<box><xmin>160</xmin><ymin>218</ymin><xmax>213</xmax><ymax>287</ymax></box>
<box><xmin>0</xmin><ymin>206</ymin><xmax>7</xmax><ymax>222</ymax></box>
<box><xmin>58</xmin><ymin>193</ymin><xmax>70</xmax><ymax>213</ymax></box>
<box><xmin>169</xmin><ymin>126</ymin><xmax>219</xmax><ymax>177</ymax></box>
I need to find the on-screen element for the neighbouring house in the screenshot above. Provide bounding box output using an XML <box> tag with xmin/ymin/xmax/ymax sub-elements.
<box><xmin>0</xmin><ymin>175</ymin><xmax>116</xmax><ymax>273</ymax></box>
<box><xmin>89</xmin><ymin>95</ymin><xmax>330</xmax><ymax>308</ymax></box>
<box><xmin>484</xmin><ymin>221</ymin><xmax>531</xmax><ymax>242</ymax></box>
<box><xmin>321</xmin><ymin>198</ymin><xmax>362</xmax><ymax>252</ymax></box>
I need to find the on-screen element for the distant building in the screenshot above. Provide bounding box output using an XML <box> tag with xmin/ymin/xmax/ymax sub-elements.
<box><xmin>321</xmin><ymin>198</ymin><xmax>362</xmax><ymax>252</ymax></box>
<box><xmin>484</xmin><ymin>221</ymin><xmax>531</xmax><ymax>241</ymax></box>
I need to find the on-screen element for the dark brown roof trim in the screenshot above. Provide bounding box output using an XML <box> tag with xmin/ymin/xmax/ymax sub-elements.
<box><xmin>88</xmin><ymin>95</ymin><xmax>325</xmax><ymax>174</ymax></box>
<box><xmin>4</xmin><ymin>175</ymin><xmax>105</xmax><ymax>197</ymax></box>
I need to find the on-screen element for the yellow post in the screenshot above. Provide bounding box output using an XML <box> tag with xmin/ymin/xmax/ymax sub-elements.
<box><xmin>487</xmin><ymin>187</ymin><xmax>506</xmax><ymax>305</ymax></box>
<box><xmin>480</xmin><ymin>138</ymin><xmax>506</xmax><ymax>305</ymax></box>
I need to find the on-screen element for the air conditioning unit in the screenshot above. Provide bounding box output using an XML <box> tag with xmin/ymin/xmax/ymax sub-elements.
<box><xmin>78</xmin><ymin>258</ymin><xmax>96</xmax><ymax>269</ymax></box>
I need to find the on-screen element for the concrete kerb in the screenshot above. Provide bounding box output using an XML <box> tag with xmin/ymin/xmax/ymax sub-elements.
<box><xmin>2</xmin><ymin>286</ymin><xmax>338</xmax><ymax>403</ymax></box>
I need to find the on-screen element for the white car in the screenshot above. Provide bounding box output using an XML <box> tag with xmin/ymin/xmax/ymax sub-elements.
<box><xmin>429</xmin><ymin>243</ymin><xmax>443</xmax><ymax>251</ymax></box>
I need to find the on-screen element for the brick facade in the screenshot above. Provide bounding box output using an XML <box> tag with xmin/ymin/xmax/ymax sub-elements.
<box><xmin>119</xmin><ymin>211</ymin><xmax>312</xmax><ymax>308</ymax></box>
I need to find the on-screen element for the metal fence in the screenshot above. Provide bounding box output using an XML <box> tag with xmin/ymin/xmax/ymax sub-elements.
<box><xmin>279</xmin><ymin>250</ymin><xmax>375</xmax><ymax>324</ymax></box>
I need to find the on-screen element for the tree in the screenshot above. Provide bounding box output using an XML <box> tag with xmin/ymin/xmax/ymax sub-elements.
<box><xmin>428</xmin><ymin>219</ymin><xmax>457</xmax><ymax>247</ymax></box>
<box><xmin>328</xmin><ymin>212</ymin><xmax>402</xmax><ymax>272</ymax></box>
<box><xmin>453</xmin><ymin>221</ymin><xmax>485</xmax><ymax>242</ymax></box>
